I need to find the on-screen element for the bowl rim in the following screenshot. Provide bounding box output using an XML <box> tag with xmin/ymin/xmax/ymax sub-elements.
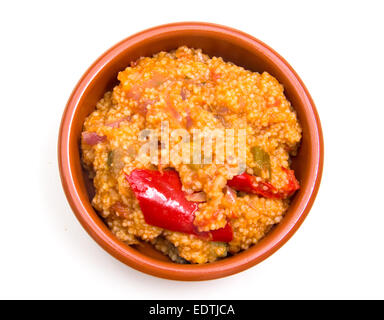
<box><xmin>58</xmin><ymin>21</ymin><xmax>324</xmax><ymax>281</ymax></box>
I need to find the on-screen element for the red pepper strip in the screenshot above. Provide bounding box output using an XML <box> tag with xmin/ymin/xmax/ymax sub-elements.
<box><xmin>227</xmin><ymin>172</ymin><xmax>280</xmax><ymax>198</ymax></box>
<box><xmin>210</xmin><ymin>223</ymin><xmax>233</xmax><ymax>242</ymax></box>
<box><xmin>227</xmin><ymin>168</ymin><xmax>299</xmax><ymax>199</ymax></box>
<box><xmin>125</xmin><ymin>169</ymin><xmax>233</xmax><ymax>242</ymax></box>
<box><xmin>280</xmin><ymin>167</ymin><xmax>300</xmax><ymax>197</ymax></box>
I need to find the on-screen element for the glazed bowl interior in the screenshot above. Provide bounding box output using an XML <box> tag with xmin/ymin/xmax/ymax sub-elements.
<box><xmin>61</xmin><ymin>23</ymin><xmax>322</xmax><ymax>280</ymax></box>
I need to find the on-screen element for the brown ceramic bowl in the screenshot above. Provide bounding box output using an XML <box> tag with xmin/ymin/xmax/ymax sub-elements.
<box><xmin>58</xmin><ymin>22</ymin><xmax>323</xmax><ymax>281</ymax></box>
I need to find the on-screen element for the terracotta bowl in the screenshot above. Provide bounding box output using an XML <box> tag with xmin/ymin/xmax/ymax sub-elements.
<box><xmin>58</xmin><ymin>22</ymin><xmax>323</xmax><ymax>281</ymax></box>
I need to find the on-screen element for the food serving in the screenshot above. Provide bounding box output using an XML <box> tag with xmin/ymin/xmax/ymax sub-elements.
<box><xmin>81</xmin><ymin>46</ymin><xmax>302</xmax><ymax>264</ymax></box>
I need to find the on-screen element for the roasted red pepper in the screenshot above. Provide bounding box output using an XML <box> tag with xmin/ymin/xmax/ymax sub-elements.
<box><xmin>125</xmin><ymin>169</ymin><xmax>233</xmax><ymax>242</ymax></box>
<box><xmin>227</xmin><ymin>167</ymin><xmax>299</xmax><ymax>199</ymax></box>
<box><xmin>209</xmin><ymin>223</ymin><xmax>233</xmax><ymax>242</ymax></box>
<box><xmin>280</xmin><ymin>167</ymin><xmax>300</xmax><ymax>197</ymax></box>
<box><xmin>227</xmin><ymin>172</ymin><xmax>280</xmax><ymax>198</ymax></box>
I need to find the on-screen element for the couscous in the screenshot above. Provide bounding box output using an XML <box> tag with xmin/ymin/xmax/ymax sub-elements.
<box><xmin>81</xmin><ymin>46</ymin><xmax>302</xmax><ymax>264</ymax></box>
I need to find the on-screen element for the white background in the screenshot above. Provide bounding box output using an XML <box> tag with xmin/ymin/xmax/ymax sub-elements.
<box><xmin>1</xmin><ymin>0</ymin><xmax>383</xmax><ymax>300</ymax></box>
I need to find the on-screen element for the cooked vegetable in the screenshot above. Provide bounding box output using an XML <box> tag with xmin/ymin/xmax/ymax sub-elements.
<box><xmin>209</xmin><ymin>223</ymin><xmax>233</xmax><ymax>242</ymax></box>
<box><xmin>227</xmin><ymin>172</ymin><xmax>279</xmax><ymax>198</ymax></box>
<box><xmin>107</xmin><ymin>151</ymin><xmax>113</xmax><ymax>167</ymax></box>
<box><xmin>223</xmin><ymin>186</ymin><xmax>237</xmax><ymax>203</ymax></box>
<box><xmin>106</xmin><ymin>116</ymin><xmax>131</xmax><ymax>128</ymax></box>
<box><xmin>227</xmin><ymin>168</ymin><xmax>299</xmax><ymax>199</ymax></box>
<box><xmin>125</xmin><ymin>169</ymin><xmax>233</xmax><ymax>242</ymax></box>
<box><xmin>180</xmin><ymin>87</ymin><xmax>190</xmax><ymax>100</ymax></box>
<box><xmin>185</xmin><ymin>192</ymin><xmax>207</xmax><ymax>202</ymax></box>
<box><xmin>82</xmin><ymin>132</ymin><xmax>106</xmax><ymax>145</ymax></box>
<box><xmin>188</xmin><ymin>163</ymin><xmax>204</xmax><ymax>170</ymax></box>
<box><xmin>280</xmin><ymin>167</ymin><xmax>300</xmax><ymax>197</ymax></box>
<box><xmin>250</xmin><ymin>146</ymin><xmax>271</xmax><ymax>179</ymax></box>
